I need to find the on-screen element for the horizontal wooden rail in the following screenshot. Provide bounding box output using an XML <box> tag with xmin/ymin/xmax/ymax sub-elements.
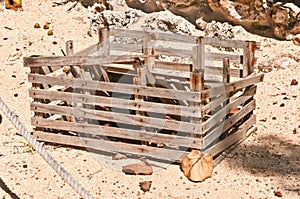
<box><xmin>28</xmin><ymin>74</ymin><xmax>202</xmax><ymax>103</ymax></box>
<box><xmin>201</xmin><ymin>73</ymin><xmax>264</xmax><ymax>99</ymax></box>
<box><xmin>31</xmin><ymin>102</ymin><xmax>202</xmax><ymax>134</ymax></box>
<box><xmin>31</xmin><ymin>118</ymin><xmax>203</xmax><ymax>149</ymax></box>
<box><xmin>33</xmin><ymin>130</ymin><xmax>188</xmax><ymax>162</ymax></box>
<box><xmin>203</xmin><ymin>101</ymin><xmax>255</xmax><ymax>148</ymax></box>
<box><xmin>29</xmin><ymin>89</ymin><xmax>201</xmax><ymax>118</ymax></box>
<box><xmin>24</xmin><ymin>55</ymin><xmax>148</xmax><ymax>68</ymax></box>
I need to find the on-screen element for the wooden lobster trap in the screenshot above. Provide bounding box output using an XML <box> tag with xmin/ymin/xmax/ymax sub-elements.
<box><xmin>24</xmin><ymin>28</ymin><xmax>264</xmax><ymax>163</ymax></box>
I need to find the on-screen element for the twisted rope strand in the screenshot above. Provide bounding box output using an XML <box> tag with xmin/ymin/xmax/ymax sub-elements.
<box><xmin>0</xmin><ymin>98</ymin><xmax>95</xmax><ymax>199</ymax></box>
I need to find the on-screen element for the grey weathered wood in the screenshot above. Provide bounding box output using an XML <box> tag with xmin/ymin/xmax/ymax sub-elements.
<box><xmin>243</xmin><ymin>41</ymin><xmax>256</xmax><ymax>77</ymax></box>
<box><xmin>203</xmin><ymin>100</ymin><xmax>256</xmax><ymax>147</ymax></box>
<box><xmin>204</xmin><ymin>114</ymin><xmax>256</xmax><ymax>157</ymax></box>
<box><xmin>203</xmin><ymin>37</ymin><xmax>245</xmax><ymax>49</ymax></box>
<box><xmin>33</xmin><ymin>130</ymin><xmax>188</xmax><ymax>162</ymax></box>
<box><xmin>206</xmin><ymin>52</ymin><xmax>241</xmax><ymax>63</ymax></box>
<box><xmin>31</xmin><ymin>118</ymin><xmax>203</xmax><ymax>149</ymax></box>
<box><xmin>28</xmin><ymin>74</ymin><xmax>202</xmax><ymax>103</ymax></box>
<box><xmin>24</xmin><ymin>55</ymin><xmax>148</xmax><ymax>68</ymax></box>
<box><xmin>110</xmin><ymin>42</ymin><xmax>142</xmax><ymax>54</ymax></box>
<box><xmin>203</xmin><ymin>85</ymin><xmax>256</xmax><ymax>115</ymax></box>
<box><xmin>202</xmin><ymin>96</ymin><xmax>255</xmax><ymax>134</ymax></box>
<box><xmin>201</xmin><ymin>72</ymin><xmax>264</xmax><ymax>100</ymax></box>
<box><xmin>29</xmin><ymin>89</ymin><xmax>201</xmax><ymax>117</ymax></box>
<box><xmin>98</xmin><ymin>27</ymin><xmax>110</xmax><ymax>55</ymax></box>
<box><xmin>31</xmin><ymin>102</ymin><xmax>202</xmax><ymax>134</ymax></box>
<box><xmin>110</xmin><ymin>29</ymin><xmax>197</xmax><ymax>44</ymax></box>
<box><xmin>223</xmin><ymin>57</ymin><xmax>230</xmax><ymax>84</ymax></box>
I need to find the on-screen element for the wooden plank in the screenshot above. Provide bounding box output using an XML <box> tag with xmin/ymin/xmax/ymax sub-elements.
<box><xmin>28</xmin><ymin>74</ymin><xmax>202</xmax><ymax>103</ymax></box>
<box><xmin>155</xmin><ymin>47</ymin><xmax>192</xmax><ymax>57</ymax></box>
<box><xmin>33</xmin><ymin>131</ymin><xmax>188</xmax><ymax>162</ymax></box>
<box><xmin>213</xmin><ymin>125</ymin><xmax>257</xmax><ymax>166</ymax></box>
<box><xmin>31</xmin><ymin>118</ymin><xmax>203</xmax><ymax>149</ymax></box>
<box><xmin>204</xmin><ymin>114</ymin><xmax>256</xmax><ymax>157</ymax></box>
<box><xmin>202</xmin><ymin>94</ymin><xmax>255</xmax><ymax>134</ymax></box>
<box><xmin>203</xmin><ymin>100</ymin><xmax>256</xmax><ymax>148</ymax></box>
<box><xmin>31</xmin><ymin>102</ymin><xmax>202</xmax><ymax>134</ymax></box>
<box><xmin>110</xmin><ymin>29</ymin><xmax>197</xmax><ymax>44</ymax></box>
<box><xmin>155</xmin><ymin>61</ymin><xmax>242</xmax><ymax>78</ymax></box>
<box><xmin>243</xmin><ymin>41</ymin><xmax>256</xmax><ymax>77</ymax></box>
<box><xmin>155</xmin><ymin>61</ymin><xmax>190</xmax><ymax>71</ymax></box>
<box><xmin>29</xmin><ymin>89</ymin><xmax>200</xmax><ymax>117</ymax></box>
<box><xmin>201</xmin><ymin>72</ymin><xmax>264</xmax><ymax>100</ymax></box>
<box><xmin>202</xmin><ymin>85</ymin><xmax>256</xmax><ymax>115</ymax></box>
<box><xmin>110</xmin><ymin>42</ymin><xmax>142</xmax><ymax>53</ymax></box>
<box><xmin>206</xmin><ymin>52</ymin><xmax>242</xmax><ymax>63</ymax></box>
<box><xmin>98</xmin><ymin>27</ymin><xmax>110</xmax><ymax>55</ymax></box>
<box><xmin>23</xmin><ymin>55</ymin><xmax>149</xmax><ymax>68</ymax></box>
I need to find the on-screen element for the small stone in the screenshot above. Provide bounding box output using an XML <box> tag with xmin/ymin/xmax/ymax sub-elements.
<box><xmin>139</xmin><ymin>181</ymin><xmax>152</xmax><ymax>192</ymax></box>
<box><xmin>14</xmin><ymin>93</ymin><xmax>18</xmax><ymax>97</ymax></box>
<box><xmin>43</xmin><ymin>24</ymin><xmax>49</xmax><ymax>29</ymax></box>
<box><xmin>122</xmin><ymin>164</ymin><xmax>153</xmax><ymax>175</ymax></box>
<box><xmin>52</xmin><ymin>41</ymin><xmax>57</xmax><ymax>45</ymax></box>
<box><xmin>112</xmin><ymin>153</ymin><xmax>127</xmax><ymax>160</ymax></box>
<box><xmin>279</xmin><ymin>103</ymin><xmax>285</xmax><ymax>107</ymax></box>
<box><xmin>272</xmin><ymin>117</ymin><xmax>277</xmax><ymax>120</ymax></box>
<box><xmin>274</xmin><ymin>191</ymin><xmax>283</xmax><ymax>197</ymax></box>
<box><xmin>22</xmin><ymin>164</ymin><xmax>27</xmax><ymax>168</ymax></box>
<box><xmin>34</xmin><ymin>23</ymin><xmax>40</xmax><ymax>28</ymax></box>
<box><xmin>47</xmin><ymin>30</ymin><xmax>53</xmax><ymax>36</ymax></box>
<box><xmin>293</xmin><ymin>128</ymin><xmax>298</xmax><ymax>134</ymax></box>
<box><xmin>290</xmin><ymin>79</ymin><xmax>298</xmax><ymax>86</ymax></box>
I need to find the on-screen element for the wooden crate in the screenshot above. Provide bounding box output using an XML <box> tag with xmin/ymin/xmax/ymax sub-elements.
<box><xmin>24</xmin><ymin>28</ymin><xmax>264</xmax><ymax>163</ymax></box>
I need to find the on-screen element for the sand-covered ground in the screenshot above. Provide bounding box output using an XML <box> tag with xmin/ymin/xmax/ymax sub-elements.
<box><xmin>0</xmin><ymin>1</ymin><xmax>300</xmax><ymax>198</ymax></box>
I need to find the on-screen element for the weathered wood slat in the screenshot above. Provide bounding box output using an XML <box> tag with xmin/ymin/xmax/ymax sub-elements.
<box><xmin>155</xmin><ymin>47</ymin><xmax>192</xmax><ymax>57</ymax></box>
<box><xmin>110</xmin><ymin>29</ymin><xmax>197</xmax><ymax>44</ymax></box>
<box><xmin>31</xmin><ymin>118</ymin><xmax>203</xmax><ymax>149</ymax></box>
<box><xmin>206</xmin><ymin>52</ymin><xmax>241</xmax><ymax>63</ymax></box>
<box><xmin>24</xmin><ymin>55</ymin><xmax>149</xmax><ymax>68</ymax></box>
<box><xmin>109</xmin><ymin>29</ymin><xmax>145</xmax><ymax>39</ymax></box>
<box><xmin>204</xmin><ymin>114</ymin><xmax>256</xmax><ymax>156</ymax></box>
<box><xmin>203</xmin><ymin>100</ymin><xmax>256</xmax><ymax>147</ymax></box>
<box><xmin>202</xmin><ymin>73</ymin><xmax>264</xmax><ymax>100</ymax></box>
<box><xmin>110</xmin><ymin>42</ymin><xmax>142</xmax><ymax>53</ymax></box>
<box><xmin>33</xmin><ymin>130</ymin><xmax>188</xmax><ymax>162</ymax></box>
<box><xmin>202</xmin><ymin>85</ymin><xmax>256</xmax><ymax>115</ymax></box>
<box><xmin>28</xmin><ymin>74</ymin><xmax>202</xmax><ymax>103</ymax></box>
<box><xmin>155</xmin><ymin>61</ymin><xmax>243</xmax><ymax>78</ymax></box>
<box><xmin>202</xmin><ymin>95</ymin><xmax>255</xmax><ymax>134</ymax></box>
<box><xmin>203</xmin><ymin>37</ymin><xmax>246</xmax><ymax>48</ymax></box>
<box><xmin>31</xmin><ymin>102</ymin><xmax>202</xmax><ymax>134</ymax></box>
<box><xmin>29</xmin><ymin>89</ymin><xmax>200</xmax><ymax>117</ymax></box>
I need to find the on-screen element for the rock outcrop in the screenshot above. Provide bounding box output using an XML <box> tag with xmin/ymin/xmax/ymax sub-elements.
<box><xmin>124</xmin><ymin>0</ymin><xmax>300</xmax><ymax>40</ymax></box>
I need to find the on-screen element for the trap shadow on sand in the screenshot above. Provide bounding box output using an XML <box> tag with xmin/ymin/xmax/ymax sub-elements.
<box><xmin>225</xmin><ymin>134</ymin><xmax>300</xmax><ymax>194</ymax></box>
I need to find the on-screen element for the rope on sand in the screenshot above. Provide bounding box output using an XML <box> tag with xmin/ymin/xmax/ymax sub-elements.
<box><xmin>0</xmin><ymin>98</ymin><xmax>95</xmax><ymax>199</ymax></box>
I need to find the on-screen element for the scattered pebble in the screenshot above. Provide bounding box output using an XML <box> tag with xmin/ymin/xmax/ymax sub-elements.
<box><xmin>34</xmin><ymin>23</ymin><xmax>40</xmax><ymax>28</ymax></box>
<box><xmin>47</xmin><ymin>30</ymin><xmax>53</xmax><ymax>36</ymax></box>
<box><xmin>43</xmin><ymin>24</ymin><xmax>49</xmax><ymax>29</ymax></box>
<box><xmin>52</xmin><ymin>41</ymin><xmax>57</xmax><ymax>45</ymax></box>
<box><xmin>14</xmin><ymin>93</ymin><xmax>18</xmax><ymax>97</ymax></box>
<box><xmin>279</xmin><ymin>103</ymin><xmax>285</xmax><ymax>107</ymax></box>
<box><xmin>274</xmin><ymin>191</ymin><xmax>283</xmax><ymax>197</ymax></box>
<box><xmin>139</xmin><ymin>181</ymin><xmax>152</xmax><ymax>192</ymax></box>
<box><xmin>293</xmin><ymin>128</ymin><xmax>298</xmax><ymax>134</ymax></box>
<box><xmin>290</xmin><ymin>79</ymin><xmax>298</xmax><ymax>86</ymax></box>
